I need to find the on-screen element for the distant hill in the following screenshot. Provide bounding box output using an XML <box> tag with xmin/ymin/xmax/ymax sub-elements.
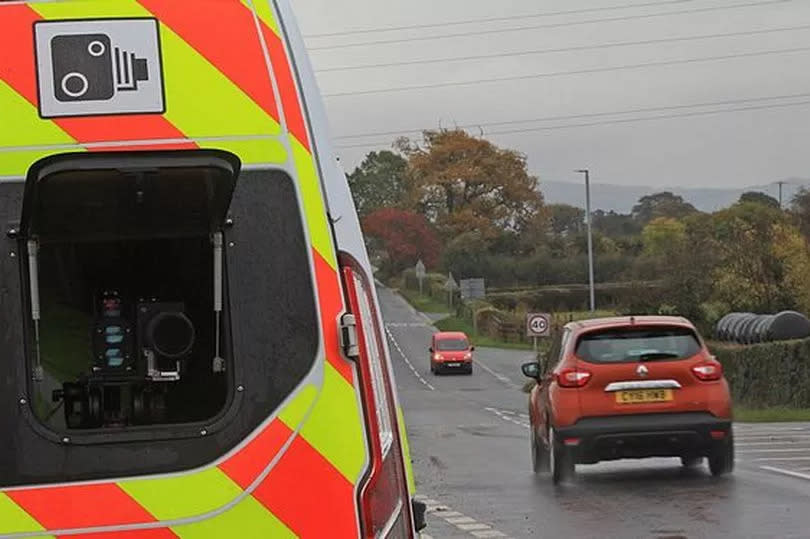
<box><xmin>540</xmin><ymin>178</ymin><xmax>810</xmax><ymax>213</ymax></box>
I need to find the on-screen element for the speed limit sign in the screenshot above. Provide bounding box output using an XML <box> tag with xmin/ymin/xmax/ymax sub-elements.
<box><xmin>526</xmin><ymin>313</ymin><xmax>551</xmax><ymax>337</ymax></box>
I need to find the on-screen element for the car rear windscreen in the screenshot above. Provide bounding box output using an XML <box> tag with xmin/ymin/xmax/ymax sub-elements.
<box><xmin>575</xmin><ymin>326</ymin><xmax>701</xmax><ymax>363</ymax></box>
<box><xmin>437</xmin><ymin>338</ymin><xmax>469</xmax><ymax>351</ymax></box>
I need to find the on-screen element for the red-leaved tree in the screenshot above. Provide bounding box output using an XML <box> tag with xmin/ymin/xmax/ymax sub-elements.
<box><xmin>362</xmin><ymin>208</ymin><xmax>441</xmax><ymax>274</ymax></box>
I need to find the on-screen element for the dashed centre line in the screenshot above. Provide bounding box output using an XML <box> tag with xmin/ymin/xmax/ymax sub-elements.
<box><xmin>385</xmin><ymin>325</ymin><xmax>436</xmax><ymax>391</ymax></box>
<box><xmin>414</xmin><ymin>494</ymin><xmax>510</xmax><ymax>538</ymax></box>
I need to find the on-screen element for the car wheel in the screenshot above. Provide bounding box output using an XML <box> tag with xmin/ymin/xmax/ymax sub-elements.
<box><xmin>681</xmin><ymin>456</ymin><xmax>703</xmax><ymax>468</ymax></box>
<box><xmin>466</xmin><ymin>365</ymin><xmax>473</xmax><ymax>375</ymax></box>
<box><xmin>549</xmin><ymin>428</ymin><xmax>574</xmax><ymax>484</ymax></box>
<box><xmin>531</xmin><ymin>429</ymin><xmax>549</xmax><ymax>473</ymax></box>
<box><xmin>709</xmin><ymin>433</ymin><xmax>734</xmax><ymax>476</ymax></box>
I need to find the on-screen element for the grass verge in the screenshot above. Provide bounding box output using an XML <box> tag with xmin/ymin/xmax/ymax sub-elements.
<box><xmin>435</xmin><ymin>315</ymin><xmax>533</xmax><ymax>351</ymax></box>
<box><xmin>734</xmin><ymin>407</ymin><xmax>810</xmax><ymax>422</ymax></box>
<box><xmin>398</xmin><ymin>288</ymin><xmax>452</xmax><ymax>314</ymax></box>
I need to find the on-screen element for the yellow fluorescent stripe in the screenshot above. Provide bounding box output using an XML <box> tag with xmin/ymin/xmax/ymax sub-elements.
<box><xmin>397</xmin><ymin>406</ymin><xmax>417</xmax><ymax>494</ymax></box>
<box><xmin>292</xmin><ymin>138</ymin><xmax>336</xmax><ymax>268</ymax></box>
<box><xmin>171</xmin><ymin>495</ymin><xmax>294</xmax><ymax>539</ymax></box>
<box><xmin>32</xmin><ymin>0</ymin><xmax>282</xmax><ymax>139</ymax></box>
<box><xmin>201</xmin><ymin>139</ymin><xmax>286</xmax><ymax>166</ymax></box>
<box><xmin>158</xmin><ymin>27</ymin><xmax>281</xmax><ymax>139</ymax></box>
<box><xmin>296</xmin><ymin>362</ymin><xmax>367</xmax><ymax>483</ymax></box>
<box><xmin>0</xmin><ymin>493</ymin><xmax>54</xmax><ymax>537</ymax></box>
<box><xmin>243</xmin><ymin>0</ymin><xmax>281</xmax><ymax>36</ymax></box>
<box><xmin>120</xmin><ymin>467</ymin><xmax>242</xmax><ymax>520</ymax></box>
<box><xmin>0</xmin><ymin>80</ymin><xmax>80</xmax><ymax>176</ymax></box>
<box><xmin>278</xmin><ymin>383</ymin><xmax>318</xmax><ymax>428</ymax></box>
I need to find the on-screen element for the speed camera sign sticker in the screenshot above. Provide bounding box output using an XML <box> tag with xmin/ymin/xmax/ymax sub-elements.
<box><xmin>527</xmin><ymin>313</ymin><xmax>551</xmax><ymax>337</ymax></box>
<box><xmin>34</xmin><ymin>18</ymin><xmax>165</xmax><ymax>118</ymax></box>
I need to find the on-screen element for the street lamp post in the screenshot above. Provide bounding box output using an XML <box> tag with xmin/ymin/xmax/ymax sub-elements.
<box><xmin>576</xmin><ymin>169</ymin><xmax>596</xmax><ymax>312</ymax></box>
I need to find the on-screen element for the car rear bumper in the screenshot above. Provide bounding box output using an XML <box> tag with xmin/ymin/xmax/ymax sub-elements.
<box><xmin>434</xmin><ymin>360</ymin><xmax>472</xmax><ymax>372</ymax></box>
<box><xmin>556</xmin><ymin>412</ymin><xmax>731</xmax><ymax>464</ymax></box>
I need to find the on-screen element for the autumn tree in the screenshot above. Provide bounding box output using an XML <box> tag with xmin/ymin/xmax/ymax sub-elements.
<box><xmin>641</xmin><ymin>217</ymin><xmax>687</xmax><ymax>256</ymax></box>
<box><xmin>361</xmin><ymin>208</ymin><xmax>441</xmax><ymax>275</ymax></box>
<box><xmin>791</xmin><ymin>187</ymin><xmax>810</xmax><ymax>240</ymax></box>
<box><xmin>398</xmin><ymin>130</ymin><xmax>544</xmax><ymax>242</ymax></box>
<box><xmin>632</xmin><ymin>192</ymin><xmax>698</xmax><ymax>224</ymax></box>
<box><xmin>547</xmin><ymin>204</ymin><xmax>585</xmax><ymax>236</ymax></box>
<box><xmin>347</xmin><ymin>151</ymin><xmax>408</xmax><ymax>217</ymax></box>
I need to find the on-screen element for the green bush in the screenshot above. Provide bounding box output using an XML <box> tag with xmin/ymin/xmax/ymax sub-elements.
<box><xmin>711</xmin><ymin>339</ymin><xmax>810</xmax><ymax>408</ymax></box>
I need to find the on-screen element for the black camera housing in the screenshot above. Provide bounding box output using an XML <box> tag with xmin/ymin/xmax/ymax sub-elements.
<box><xmin>52</xmin><ymin>34</ymin><xmax>115</xmax><ymax>102</ymax></box>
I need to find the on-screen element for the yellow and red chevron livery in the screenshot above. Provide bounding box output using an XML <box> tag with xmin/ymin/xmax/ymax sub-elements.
<box><xmin>0</xmin><ymin>0</ymin><xmax>418</xmax><ymax>537</ymax></box>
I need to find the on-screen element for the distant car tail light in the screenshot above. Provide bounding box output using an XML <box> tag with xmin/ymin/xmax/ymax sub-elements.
<box><xmin>557</xmin><ymin>367</ymin><xmax>592</xmax><ymax>388</ymax></box>
<box><xmin>692</xmin><ymin>361</ymin><xmax>723</xmax><ymax>381</ymax></box>
<box><xmin>340</xmin><ymin>254</ymin><xmax>413</xmax><ymax>538</ymax></box>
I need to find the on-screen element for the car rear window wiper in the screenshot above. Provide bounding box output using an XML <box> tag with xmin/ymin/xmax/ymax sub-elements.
<box><xmin>637</xmin><ymin>352</ymin><xmax>682</xmax><ymax>362</ymax></box>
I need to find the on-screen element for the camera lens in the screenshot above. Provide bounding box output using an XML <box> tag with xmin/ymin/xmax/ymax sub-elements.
<box><xmin>60</xmin><ymin>72</ymin><xmax>89</xmax><ymax>99</ymax></box>
<box><xmin>146</xmin><ymin>312</ymin><xmax>195</xmax><ymax>359</ymax></box>
<box><xmin>87</xmin><ymin>40</ymin><xmax>106</xmax><ymax>57</ymax></box>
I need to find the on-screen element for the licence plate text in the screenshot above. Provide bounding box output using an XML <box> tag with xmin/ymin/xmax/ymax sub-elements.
<box><xmin>615</xmin><ymin>389</ymin><xmax>673</xmax><ymax>404</ymax></box>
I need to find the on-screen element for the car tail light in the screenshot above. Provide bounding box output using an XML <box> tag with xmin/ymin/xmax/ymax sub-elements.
<box><xmin>556</xmin><ymin>367</ymin><xmax>592</xmax><ymax>388</ymax></box>
<box><xmin>340</xmin><ymin>254</ymin><xmax>413</xmax><ymax>538</ymax></box>
<box><xmin>692</xmin><ymin>361</ymin><xmax>723</xmax><ymax>381</ymax></box>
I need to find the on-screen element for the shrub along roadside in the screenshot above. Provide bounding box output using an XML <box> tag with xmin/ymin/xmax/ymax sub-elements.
<box><xmin>711</xmin><ymin>338</ymin><xmax>810</xmax><ymax>409</ymax></box>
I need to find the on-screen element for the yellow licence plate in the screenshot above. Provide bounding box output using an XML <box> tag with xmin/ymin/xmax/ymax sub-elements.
<box><xmin>615</xmin><ymin>389</ymin><xmax>673</xmax><ymax>404</ymax></box>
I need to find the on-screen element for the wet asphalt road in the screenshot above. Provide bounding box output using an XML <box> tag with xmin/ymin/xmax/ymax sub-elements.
<box><xmin>377</xmin><ymin>287</ymin><xmax>810</xmax><ymax>539</ymax></box>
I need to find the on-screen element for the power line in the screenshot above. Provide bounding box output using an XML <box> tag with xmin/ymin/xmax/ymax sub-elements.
<box><xmin>323</xmin><ymin>45</ymin><xmax>810</xmax><ymax>98</ymax></box>
<box><xmin>316</xmin><ymin>24</ymin><xmax>810</xmax><ymax>73</ymax></box>
<box><xmin>333</xmin><ymin>98</ymin><xmax>810</xmax><ymax>149</ymax></box>
<box><xmin>304</xmin><ymin>0</ymin><xmax>690</xmax><ymax>39</ymax></box>
<box><xmin>308</xmin><ymin>0</ymin><xmax>792</xmax><ymax>51</ymax></box>
<box><xmin>333</xmin><ymin>91</ymin><xmax>810</xmax><ymax>140</ymax></box>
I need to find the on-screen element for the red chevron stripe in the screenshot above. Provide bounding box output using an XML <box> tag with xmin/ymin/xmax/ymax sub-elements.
<box><xmin>219</xmin><ymin>419</ymin><xmax>291</xmax><ymax>489</ymax></box>
<box><xmin>253</xmin><ymin>434</ymin><xmax>358</xmax><ymax>538</ymax></box>
<box><xmin>136</xmin><ymin>0</ymin><xmax>280</xmax><ymax>123</ymax></box>
<box><xmin>314</xmin><ymin>249</ymin><xmax>354</xmax><ymax>383</ymax></box>
<box><xmin>0</xmin><ymin>5</ymin><xmax>191</xmax><ymax>148</ymax></box>
<box><xmin>6</xmin><ymin>484</ymin><xmax>175</xmax><ymax>536</ymax></box>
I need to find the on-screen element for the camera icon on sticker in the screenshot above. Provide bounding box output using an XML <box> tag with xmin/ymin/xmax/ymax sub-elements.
<box><xmin>35</xmin><ymin>19</ymin><xmax>165</xmax><ymax>118</ymax></box>
<box><xmin>52</xmin><ymin>33</ymin><xmax>150</xmax><ymax>102</ymax></box>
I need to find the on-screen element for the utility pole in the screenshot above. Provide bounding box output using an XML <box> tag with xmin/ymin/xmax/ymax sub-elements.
<box><xmin>576</xmin><ymin>169</ymin><xmax>596</xmax><ymax>312</ymax></box>
<box><xmin>777</xmin><ymin>181</ymin><xmax>786</xmax><ymax>209</ymax></box>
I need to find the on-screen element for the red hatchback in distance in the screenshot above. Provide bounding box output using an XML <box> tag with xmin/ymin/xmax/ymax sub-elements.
<box><xmin>522</xmin><ymin>316</ymin><xmax>733</xmax><ymax>483</ymax></box>
<box><xmin>430</xmin><ymin>332</ymin><xmax>474</xmax><ymax>374</ymax></box>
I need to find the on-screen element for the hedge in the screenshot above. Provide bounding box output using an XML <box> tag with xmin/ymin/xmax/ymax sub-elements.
<box><xmin>711</xmin><ymin>338</ymin><xmax>810</xmax><ymax>408</ymax></box>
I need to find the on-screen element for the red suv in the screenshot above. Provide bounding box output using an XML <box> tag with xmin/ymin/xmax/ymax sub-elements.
<box><xmin>430</xmin><ymin>332</ymin><xmax>474</xmax><ymax>374</ymax></box>
<box><xmin>522</xmin><ymin>316</ymin><xmax>733</xmax><ymax>483</ymax></box>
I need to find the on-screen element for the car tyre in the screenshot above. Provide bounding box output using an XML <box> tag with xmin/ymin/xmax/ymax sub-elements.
<box><xmin>465</xmin><ymin>365</ymin><xmax>473</xmax><ymax>375</ymax></box>
<box><xmin>709</xmin><ymin>433</ymin><xmax>734</xmax><ymax>476</ymax></box>
<box><xmin>531</xmin><ymin>429</ymin><xmax>550</xmax><ymax>473</ymax></box>
<box><xmin>681</xmin><ymin>456</ymin><xmax>703</xmax><ymax>468</ymax></box>
<box><xmin>549</xmin><ymin>428</ymin><xmax>574</xmax><ymax>484</ymax></box>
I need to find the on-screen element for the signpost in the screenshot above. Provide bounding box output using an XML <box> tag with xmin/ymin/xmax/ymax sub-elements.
<box><xmin>443</xmin><ymin>272</ymin><xmax>459</xmax><ymax>307</ymax></box>
<box><xmin>415</xmin><ymin>259</ymin><xmax>426</xmax><ymax>295</ymax></box>
<box><xmin>459</xmin><ymin>278</ymin><xmax>485</xmax><ymax>301</ymax></box>
<box><xmin>526</xmin><ymin>312</ymin><xmax>551</xmax><ymax>352</ymax></box>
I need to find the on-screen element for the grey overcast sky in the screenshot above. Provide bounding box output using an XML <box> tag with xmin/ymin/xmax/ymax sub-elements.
<box><xmin>289</xmin><ymin>0</ymin><xmax>810</xmax><ymax>188</ymax></box>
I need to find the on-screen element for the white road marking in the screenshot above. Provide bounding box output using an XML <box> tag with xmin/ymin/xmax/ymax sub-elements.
<box><xmin>752</xmin><ymin>456</ymin><xmax>810</xmax><ymax>462</ymax></box>
<box><xmin>445</xmin><ymin>516</ymin><xmax>476</xmax><ymax>525</ymax></box>
<box><xmin>385</xmin><ymin>326</ymin><xmax>436</xmax><ymax>391</ymax></box>
<box><xmin>473</xmin><ymin>357</ymin><xmax>520</xmax><ymax>389</ymax></box>
<box><xmin>416</xmin><ymin>493</ymin><xmax>512</xmax><ymax>538</ymax></box>
<box><xmin>485</xmin><ymin>407</ymin><xmax>530</xmax><ymax>429</ymax></box>
<box><xmin>386</xmin><ymin>322</ymin><xmax>430</xmax><ymax>328</ymax></box>
<box><xmin>739</xmin><ymin>448</ymin><xmax>810</xmax><ymax>454</ymax></box>
<box><xmin>458</xmin><ymin>523</ymin><xmax>493</xmax><ymax>531</ymax></box>
<box><xmin>760</xmin><ymin>465</ymin><xmax>810</xmax><ymax>481</ymax></box>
